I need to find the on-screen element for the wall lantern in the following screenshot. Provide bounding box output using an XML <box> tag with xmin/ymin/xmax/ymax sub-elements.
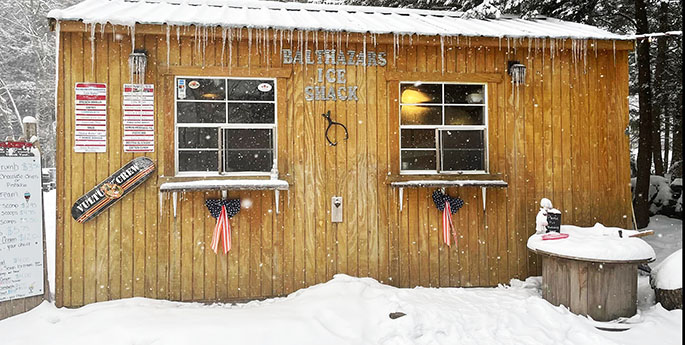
<box><xmin>507</xmin><ymin>60</ymin><xmax>526</xmax><ymax>85</ymax></box>
<box><xmin>128</xmin><ymin>49</ymin><xmax>148</xmax><ymax>84</ymax></box>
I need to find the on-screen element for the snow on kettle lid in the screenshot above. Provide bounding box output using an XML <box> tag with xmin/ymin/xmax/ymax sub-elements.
<box><xmin>47</xmin><ymin>0</ymin><xmax>631</xmax><ymax>41</ymax></box>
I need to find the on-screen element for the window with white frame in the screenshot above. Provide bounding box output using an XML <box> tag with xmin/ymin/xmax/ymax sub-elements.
<box><xmin>175</xmin><ymin>77</ymin><xmax>276</xmax><ymax>175</ymax></box>
<box><xmin>399</xmin><ymin>82</ymin><xmax>487</xmax><ymax>173</ymax></box>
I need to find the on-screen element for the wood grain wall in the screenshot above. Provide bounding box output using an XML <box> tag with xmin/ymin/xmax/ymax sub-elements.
<box><xmin>54</xmin><ymin>24</ymin><xmax>634</xmax><ymax>307</ymax></box>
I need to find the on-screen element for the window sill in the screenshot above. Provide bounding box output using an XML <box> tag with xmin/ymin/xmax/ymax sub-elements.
<box><xmin>388</xmin><ymin>176</ymin><xmax>507</xmax><ymax>211</ymax></box>
<box><xmin>159</xmin><ymin>178</ymin><xmax>289</xmax><ymax>192</ymax></box>
<box><xmin>390</xmin><ymin>179</ymin><xmax>508</xmax><ymax>188</ymax></box>
<box><xmin>159</xmin><ymin>178</ymin><xmax>289</xmax><ymax>216</ymax></box>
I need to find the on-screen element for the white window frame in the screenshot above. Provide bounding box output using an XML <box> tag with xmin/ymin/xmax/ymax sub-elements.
<box><xmin>399</xmin><ymin>81</ymin><xmax>489</xmax><ymax>175</ymax></box>
<box><xmin>174</xmin><ymin>76</ymin><xmax>278</xmax><ymax>177</ymax></box>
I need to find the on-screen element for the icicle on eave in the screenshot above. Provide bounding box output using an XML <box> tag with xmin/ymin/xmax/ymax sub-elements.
<box><xmin>166</xmin><ymin>25</ymin><xmax>171</xmax><ymax>68</ymax></box>
<box><xmin>54</xmin><ymin>21</ymin><xmax>61</xmax><ymax>125</ymax></box>
<box><xmin>440</xmin><ymin>35</ymin><xmax>445</xmax><ymax>75</ymax></box>
<box><xmin>88</xmin><ymin>23</ymin><xmax>96</xmax><ymax>78</ymax></box>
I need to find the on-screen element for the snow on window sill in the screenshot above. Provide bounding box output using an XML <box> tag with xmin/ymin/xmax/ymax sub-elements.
<box><xmin>159</xmin><ymin>179</ymin><xmax>289</xmax><ymax>192</ymax></box>
<box><xmin>390</xmin><ymin>180</ymin><xmax>508</xmax><ymax>188</ymax></box>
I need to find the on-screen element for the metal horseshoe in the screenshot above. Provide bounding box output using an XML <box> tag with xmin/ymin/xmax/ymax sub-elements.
<box><xmin>322</xmin><ymin>110</ymin><xmax>349</xmax><ymax>146</ymax></box>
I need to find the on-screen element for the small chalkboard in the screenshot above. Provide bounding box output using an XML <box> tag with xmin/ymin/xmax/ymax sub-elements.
<box><xmin>546</xmin><ymin>213</ymin><xmax>562</xmax><ymax>233</ymax></box>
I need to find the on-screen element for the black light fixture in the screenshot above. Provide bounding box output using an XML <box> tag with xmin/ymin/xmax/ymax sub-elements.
<box><xmin>129</xmin><ymin>49</ymin><xmax>148</xmax><ymax>83</ymax></box>
<box><xmin>507</xmin><ymin>60</ymin><xmax>526</xmax><ymax>85</ymax></box>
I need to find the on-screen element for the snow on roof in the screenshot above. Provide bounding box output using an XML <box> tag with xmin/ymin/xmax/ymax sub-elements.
<box><xmin>22</xmin><ymin>116</ymin><xmax>37</xmax><ymax>124</ymax></box>
<box><xmin>47</xmin><ymin>0</ymin><xmax>630</xmax><ymax>41</ymax></box>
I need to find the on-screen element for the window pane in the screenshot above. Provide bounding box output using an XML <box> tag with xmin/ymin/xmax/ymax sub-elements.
<box><xmin>445</xmin><ymin>106</ymin><xmax>484</xmax><ymax>125</ymax></box>
<box><xmin>400</xmin><ymin>105</ymin><xmax>442</xmax><ymax>125</ymax></box>
<box><xmin>228</xmin><ymin>103</ymin><xmax>275</xmax><ymax>123</ymax></box>
<box><xmin>444</xmin><ymin>84</ymin><xmax>484</xmax><ymax>104</ymax></box>
<box><xmin>400</xmin><ymin>83</ymin><xmax>442</xmax><ymax>104</ymax></box>
<box><xmin>223</xmin><ymin>129</ymin><xmax>273</xmax><ymax>149</ymax></box>
<box><xmin>223</xmin><ymin>149</ymin><xmax>273</xmax><ymax>172</ymax></box>
<box><xmin>228</xmin><ymin>79</ymin><xmax>275</xmax><ymax>101</ymax></box>
<box><xmin>441</xmin><ymin>130</ymin><xmax>484</xmax><ymax>149</ymax></box>
<box><xmin>401</xmin><ymin>150</ymin><xmax>436</xmax><ymax>171</ymax></box>
<box><xmin>178</xmin><ymin>150</ymin><xmax>218</xmax><ymax>172</ymax></box>
<box><xmin>177</xmin><ymin>102</ymin><xmax>226</xmax><ymax>123</ymax></box>
<box><xmin>178</xmin><ymin>128</ymin><xmax>218</xmax><ymax>148</ymax></box>
<box><xmin>441</xmin><ymin>130</ymin><xmax>485</xmax><ymax>171</ymax></box>
<box><xmin>442</xmin><ymin>149</ymin><xmax>484</xmax><ymax>171</ymax></box>
<box><xmin>178</xmin><ymin>78</ymin><xmax>226</xmax><ymax>100</ymax></box>
<box><xmin>401</xmin><ymin>129</ymin><xmax>435</xmax><ymax>148</ymax></box>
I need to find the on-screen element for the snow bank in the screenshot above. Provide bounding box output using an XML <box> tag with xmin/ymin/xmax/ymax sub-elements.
<box><xmin>528</xmin><ymin>223</ymin><xmax>655</xmax><ymax>262</ymax></box>
<box><xmin>643</xmin><ymin>215</ymin><xmax>683</xmax><ymax>266</ymax></box>
<box><xmin>3</xmin><ymin>274</ymin><xmax>677</xmax><ymax>345</ymax></box>
<box><xmin>651</xmin><ymin>249</ymin><xmax>682</xmax><ymax>290</ymax></box>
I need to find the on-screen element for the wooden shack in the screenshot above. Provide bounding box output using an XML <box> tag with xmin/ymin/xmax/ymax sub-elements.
<box><xmin>48</xmin><ymin>0</ymin><xmax>634</xmax><ymax>307</ymax></box>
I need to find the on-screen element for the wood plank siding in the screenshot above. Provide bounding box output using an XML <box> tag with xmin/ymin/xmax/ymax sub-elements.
<box><xmin>54</xmin><ymin>25</ymin><xmax>633</xmax><ymax>307</ymax></box>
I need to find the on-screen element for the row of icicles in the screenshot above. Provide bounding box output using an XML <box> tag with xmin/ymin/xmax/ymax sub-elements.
<box><xmin>70</xmin><ymin>23</ymin><xmax>618</xmax><ymax>86</ymax></box>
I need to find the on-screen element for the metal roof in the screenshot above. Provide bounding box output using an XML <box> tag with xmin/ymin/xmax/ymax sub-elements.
<box><xmin>48</xmin><ymin>0</ymin><xmax>630</xmax><ymax>41</ymax></box>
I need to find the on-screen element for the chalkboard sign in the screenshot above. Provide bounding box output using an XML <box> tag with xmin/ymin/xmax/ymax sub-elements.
<box><xmin>546</xmin><ymin>212</ymin><xmax>562</xmax><ymax>233</ymax></box>
<box><xmin>0</xmin><ymin>149</ymin><xmax>44</xmax><ymax>303</ymax></box>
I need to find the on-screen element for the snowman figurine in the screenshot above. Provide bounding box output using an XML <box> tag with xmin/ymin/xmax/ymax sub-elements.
<box><xmin>535</xmin><ymin>198</ymin><xmax>554</xmax><ymax>234</ymax></box>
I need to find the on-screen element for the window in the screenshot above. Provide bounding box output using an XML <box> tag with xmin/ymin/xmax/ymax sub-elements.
<box><xmin>175</xmin><ymin>77</ymin><xmax>276</xmax><ymax>175</ymax></box>
<box><xmin>399</xmin><ymin>82</ymin><xmax>487</xmax><ymax>174</ymax></box>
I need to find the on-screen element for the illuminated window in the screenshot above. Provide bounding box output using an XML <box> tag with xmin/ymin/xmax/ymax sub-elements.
<box><xmin>175</xmin><ymin>77</ymin><xmax>277</xmax><ymax>175</ymax></box>
<box><xmin>399</xmin><ymin>82</ymin><xmax>487</xmax><ymax>173</ymax></box>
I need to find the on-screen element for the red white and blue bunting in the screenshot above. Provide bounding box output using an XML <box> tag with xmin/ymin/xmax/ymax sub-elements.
<box><xmin>432</xmin><ymin>190</ymin><xmax>464</xmax><ymax>247</ymax></box>
<box><xmin>205</xmin><ymin>199</ymin><xmax>241</xmax><ymax>254</ymax></box>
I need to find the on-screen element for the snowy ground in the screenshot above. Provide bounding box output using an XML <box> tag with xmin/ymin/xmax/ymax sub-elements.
<box><xmin>0</xmin><ymin>190</ymin><xmax>678</xmax><ymax>345</ymax></box>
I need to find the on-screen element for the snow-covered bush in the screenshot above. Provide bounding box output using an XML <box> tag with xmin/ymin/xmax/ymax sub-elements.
<box><xmin>630</xmin><ymin>175</ymin><xmax>682</xmax><ymax>218</ymax></box>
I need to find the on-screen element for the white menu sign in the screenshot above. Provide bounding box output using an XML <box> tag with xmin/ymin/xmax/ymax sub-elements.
<box><xmin>123</xmin><ymin>84</ymin><xmax>154</xmax><ymax>152</ymax></box>
<box><xmin>75</xmin><ymin>83</ymin><xmax>107</xmax><ymax>153</ymax></box>
<box><xmin>0</xmin><ymin>154</ymin><xmax>44</xmax><ymax>302</ymax></box>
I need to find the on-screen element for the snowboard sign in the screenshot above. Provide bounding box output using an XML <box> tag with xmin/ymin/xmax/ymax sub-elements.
<box><xmin>71</xmin><ymin>157</ymin><xmax>155</xmax><ymax>223</ymax></box>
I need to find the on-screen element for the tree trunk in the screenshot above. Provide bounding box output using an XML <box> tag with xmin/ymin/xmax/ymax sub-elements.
<box><xmin>633</xmin><ymin>0</ymin><xmax>654</xmax><ymax>229</ymax></box>
<box><xmin>653</xmin><ymin>1</ymin><xmax>668</xmax><ymax>176</ymax></box>
<box><xmin>672</xmin><ymin>89</ymin><xmax>683</xmax><ymax>177</ymax></box>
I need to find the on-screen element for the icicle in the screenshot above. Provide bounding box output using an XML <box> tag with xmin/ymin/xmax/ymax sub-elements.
<box><xmin>221</xmin><ymin>27</ymin><xmax>227</xmax><ymax>67</ymax></box>
<box><xmin>612</xmin><ymin>40</ymin><xmax>616</xmax><ymax>66</ymax></box>
<box><xmin>53</xmin><ymin>21</ymin><xmax>61</xmax><ymax>120</ymax></box>
<box><xmin>228</xmin><ymin>28</ymin><xmax>234</xmax><ymax>70</ymax></box>
<box><xmin>159</xmin><ymin>191</ymin><xmax>164</xmax><ymax>216</ymax></box>
<box><xmin>166</xmin><ymin>25</ymin><xmax>171</xmax><ymax>67</ymax></box>
<box><xmin>583</xmin><ymin>39</ymin><xmax>588</xmax><ymax>74</ymax></box>
<box><xmin>393</xmin><ymin>34</ymin><xmax>398</xmax><ymax>66</ymax></box>
<box><xmin>248</xmin><ymin>27</ymin><xmax>252</xmax><ymax>68</ymax></box>
<box><xmin>363</xmin><ymin>33</ymin><xmax>367</xmax><ymax>72</ymax></box>
<box><xmin>440</xmin><ymin>35</ymin><xmax>445</xmax><ymax>74</ymax></box>
<box><xmin>89</xmin><ymin>23</ymin><xmax>96</xmax><ymax>77</ymax></box>
<box><xmin>172</xmin><ymin>192</ymin><xmax>178</xmax><ymax>218</ymax></box>
<box><xmin>130</xmin><ymin>24</ymin><xmax>136</xmax><ymax>55</ymax></box>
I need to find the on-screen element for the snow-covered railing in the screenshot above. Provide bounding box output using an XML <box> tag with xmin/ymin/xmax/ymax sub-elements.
<box><xmin>390</xmin><ymin>179</ymin><xmax>507</xmax><ymax>211</ymax></box>
<box><xmin>159</xmin><ymin>179</ymin><xmax>289</xmax><ymax>215</ymax></box>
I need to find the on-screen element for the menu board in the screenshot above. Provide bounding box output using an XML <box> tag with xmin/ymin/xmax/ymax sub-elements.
<box><xmin>0</xmin><ymin>154</ymin><xmax>44</xmax><ymax>302</ymax></box>
<box><xmin>123</xmin><ymin>84</ymin><xmax>154</xmax><ymax>152</ymax></box>
<box><xmin>75</xmin><ymin>83</ymin><xmax>107</xmax><ymax>153</ymax></box>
